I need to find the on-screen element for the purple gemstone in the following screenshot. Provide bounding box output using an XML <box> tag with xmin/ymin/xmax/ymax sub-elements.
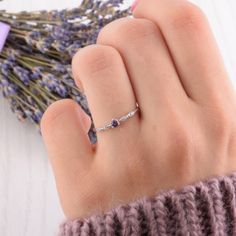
<box><xmin>111</xmin><ymin>119</ymin><xmax>119</xmax><ymax>128</ymax></box>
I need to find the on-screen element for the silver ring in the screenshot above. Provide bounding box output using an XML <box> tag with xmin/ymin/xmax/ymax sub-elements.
<box><xmin>94</xmin><ymin>103</ymin><xmax>139</xmax><ymax>133</ymax></box>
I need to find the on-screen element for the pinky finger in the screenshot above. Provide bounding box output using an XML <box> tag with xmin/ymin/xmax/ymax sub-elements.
<box><xmin>40</xmin><ymin>99</ymin><xmax>94</xmax><ymax>208</ymax></box>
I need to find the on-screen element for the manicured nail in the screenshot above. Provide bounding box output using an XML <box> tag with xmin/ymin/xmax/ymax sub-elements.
<box><xmin>0</xmin><ymin>22</ymin><xmax>11</xmax><ymax>52</ymax></box>
<box><xmin>131</xmin><ymin>0</ymin><xmax>140</xmax><ymax>12</ymax></box>
<box><xmin>76</xmin><ymin>79</ymin><xmax>84</xmax><ymax>93</ymax></box>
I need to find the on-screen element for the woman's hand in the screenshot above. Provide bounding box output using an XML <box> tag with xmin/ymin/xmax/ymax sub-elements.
<box><xmin>41</xmin><ymin>0</ymin><xmax>236</xmax><ymax>220</ymax></box>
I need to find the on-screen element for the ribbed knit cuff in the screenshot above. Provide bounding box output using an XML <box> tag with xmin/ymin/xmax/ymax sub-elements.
<box><xmin>58</xmin><ymin>172</ymin><xmax>236</xmax><ymax>235</ymax></box>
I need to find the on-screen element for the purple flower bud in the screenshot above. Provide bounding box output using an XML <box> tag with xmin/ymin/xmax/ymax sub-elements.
<box><xmin>55</xmin><ymin>84</ymin><xmax>68</xmax><ymax>98</ymax></box>
<box><xmin>1</xmin><ymin>61</ymin><xmax>11</xmax><ymax>76</ymax></box>
<box><xmin>33</xmin><ymin>109</ymin><xmax>43</xmax><ymax>123</ymax></box>
<box><xmin>1</xmin><ymin>77</ymin><xmax>9</xmax><ymax>86</ymax></box>
<box><xmin>33</xmin><ymin>66</ymin><xmax>44</xmax><ymax>74</ymax></box>
<box><xmin>31</xmin><ymin>71</ymin><xmax>41</xmax><ymax>80</ymax></box>
<box><xmin>0</xmin><ymin>0</ymin><xmax>130</xmax><ymax>127</ymax></box>
<box><xmin>53</xmin><ymin>63</ymin><xmax>67</xmax><ymax>73</ymax></box>
<box><xmin>13</xmin><ymin>66</ymin><xmax>30</xmax><ymax>85</ymax></box>
<box><xmin>2</xmin><ymin>83</ymin><xmax>17</xmax><ymax>97</ymax></box>
<box><xmin>52</xmin><ymin>26</ymin><xmax>70</xmax><ymax>41</ymax></box>
<box><xmin>7</xmin><ymin>54</ymin><xmax>16</xmax><ymax>62</ymax></box>
<box><xmin>28</xmin><ymin>31</ymin><xmax>41</xmax><ymax>39</ymax></box>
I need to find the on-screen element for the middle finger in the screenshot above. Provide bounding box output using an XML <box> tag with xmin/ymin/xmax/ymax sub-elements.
<box><xmin>97</xmin><ymin>18</ymin><xmax>188</xmax><ymax>121</ymax></box>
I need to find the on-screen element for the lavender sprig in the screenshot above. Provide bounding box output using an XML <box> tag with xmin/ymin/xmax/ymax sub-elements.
<box><xmin>0</xmin><ymin>0</ymin><xmax>131</xmax><ymax>143</ymax></box>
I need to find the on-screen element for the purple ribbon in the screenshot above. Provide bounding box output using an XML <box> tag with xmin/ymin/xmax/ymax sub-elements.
<box><xmin>0</xmin><ymin>22</ymin><xmax>11</xmax><ymax>53</ymax></box>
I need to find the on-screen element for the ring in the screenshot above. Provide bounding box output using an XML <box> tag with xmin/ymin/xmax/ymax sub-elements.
<box><xmin>94</xmin><ymin>103</ymin><xmax>139</xmax><ymax>133</ymax></box>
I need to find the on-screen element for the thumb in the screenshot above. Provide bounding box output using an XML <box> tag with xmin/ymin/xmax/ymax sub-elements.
<box><xmin>40</xmin><ymin>99</ymin><xmax>94</xmax><ymax>203</ymax></box>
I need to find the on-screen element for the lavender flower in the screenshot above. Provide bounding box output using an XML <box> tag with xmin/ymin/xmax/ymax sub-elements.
<box><xmin>41</xmin><ymin>73</ymin><xmax>59</xmax><ymax>90</ymax></box>
<box><xmin>11</xmin><ymin>108</ymin><xmax>25</xmax><ymax>121</ymax></box>
<box><xmin>0</xmin><ymin>60</ymin><xmax>12</xmax><ymax>76</ymax></box>
<box><xmin>13</xmin><ymin>66</ymin><xmax>30</xmax><ymax>85</ymax></box>
<box><xmin>32</xmin><ymin>109</ymin><xmax>43</xmax><ymax>123</ymax></box>
<box><xmin>0</xmin><ymin>75</ymin><xmax>18</xmax><ymax>101</ymax></box>
<box><xmin>0</xmin><ymin>0</ymin><xmax>131</xmax><ymax>143</ymax></box>
<box><xmin>41</xmin><ymin>73</ymin><xmax>68</xmax><ymax>97</ymax></box>
<box><xmin>53</xmin><ymin>63</ymin><xmax>67</xmax><ymax>73</ymax></box>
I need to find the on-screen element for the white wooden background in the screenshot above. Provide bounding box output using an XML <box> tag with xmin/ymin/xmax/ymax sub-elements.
<box><xmin>0</xmin><ymin>0</ymin><xmax>236</xmax><ymax>236</ymax></box>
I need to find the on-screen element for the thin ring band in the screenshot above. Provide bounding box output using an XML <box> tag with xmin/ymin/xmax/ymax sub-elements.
<box><xmin>94</xmin><ymin>103</ymin><xmax>139</xmax><ymax>133</ymax></box>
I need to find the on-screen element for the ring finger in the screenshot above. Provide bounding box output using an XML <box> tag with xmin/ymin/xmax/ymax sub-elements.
<box><xmin>72</xmin><ymin>44</ymin><xmax>140</xmax><ymax>149</ymax></box>
<box><xmin>97</xmin><ymin>18</ymin><xmax>188</xmax><ymax>121</ymax></box>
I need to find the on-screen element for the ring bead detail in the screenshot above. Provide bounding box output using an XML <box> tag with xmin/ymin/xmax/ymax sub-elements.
<box><xmin>111</xmin><ymin>119</ymin><xmax>120</xmax><ymax>128</ymax></box>
<box><xmin>94</xmin><ymin>103</ymin><xmax>139</xmax><ymax>133</ymax></box>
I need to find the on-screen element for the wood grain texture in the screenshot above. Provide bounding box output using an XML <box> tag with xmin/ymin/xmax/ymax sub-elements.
<box><xmin>0</xmin><ymin>0</ymin><xmax>236</xmax><ymax>235</ymax></box>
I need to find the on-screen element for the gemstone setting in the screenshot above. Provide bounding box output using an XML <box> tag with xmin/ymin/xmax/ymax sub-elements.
<box><xmin>111</xmin><ymin>119</ymin><xmax>120</xmax><ymax>128</ymax></box>
<box><xmin>95</xmin><ymin>104</ymin><xmax>139</xmax><ymax>133</ymax></box>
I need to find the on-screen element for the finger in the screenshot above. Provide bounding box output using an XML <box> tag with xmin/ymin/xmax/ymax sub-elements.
<box><xmin>41</xmin><ymin>99</ymin><xmax>93</xmax><ymax>194</ymax></box>
<box><xmin>133</xmin><ymin>0</ymin><xmax>234</xmax><ymax>104</ymax></box>
<box><xmin>72</xmin><ymin>44</ymin><xmax>139</xmax><ymax>148</ymax></box>
<box><xmin>97</xmin><ymin>18</ymin><xmax>188</xmax><ymax>120</ymax></box>
<box><xmin>97</xmin><ymin>18</ymin><xmax>186</xmax><ymax>118</ymax></box>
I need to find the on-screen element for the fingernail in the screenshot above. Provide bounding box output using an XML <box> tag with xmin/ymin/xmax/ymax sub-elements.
<box><xmin>77</xmin><ymin>79</ymin><xmax>84</xmax><ymax>93</ymax></box>
<box><xmin>73</xmin><ymin>74</ymin><xmax>84</xmax><ymax>93</ymax></box>
<box><xmin>131</xmin><ymin>0</ymin><xmax>140</xmax><ymax>12</ymax></box>
<box><xmin>77</xmin><ymin>105</ymin><xmax>90</xmax><ymax>132</ymax></box>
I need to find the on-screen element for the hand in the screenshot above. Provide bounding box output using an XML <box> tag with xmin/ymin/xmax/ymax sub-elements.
<box><xmin>41</xmin><ymin>0</ymin><xmax>236</xmax><ymax>220</ymax></box>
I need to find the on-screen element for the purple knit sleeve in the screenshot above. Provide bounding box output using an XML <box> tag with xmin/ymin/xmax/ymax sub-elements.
<box><xmin>58</xmin><ymin>172</ymin><xmax>236</xmax><ymax>235</ymax></box>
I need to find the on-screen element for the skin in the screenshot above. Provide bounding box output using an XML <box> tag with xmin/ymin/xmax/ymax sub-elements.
<box><xmin>40</xmin><ymin>0</ymin><xmax>236</xmax><ymax>220</ymax></box>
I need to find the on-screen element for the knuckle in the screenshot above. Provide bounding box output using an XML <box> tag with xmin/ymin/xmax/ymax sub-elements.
<box><xmin>98</xmin><ymin>18</ymin><xmax>158</xmax><ymax>45</ymax></box>
<box><xmin>167</xmin><ymin>118</ymin><xmax>193</xmax><ymax>159</ymax></box>
<box><xmin>72</xmin><ymin>44</ymin><xmax>120</xmax><ymax>76</ymax></box>
<box><xmin>40</xmin><ymin>99</ymin><xmax>77</xmax><ymax>133</ymax></box>
<box><xmin>207</xmin><ymin>105</ymin><xmax>233</xmax><ymax>137</ymax></box>
<box><xmin>168</xmin><ymin>126</ymin><xmax>194</xmax><ymax>182</ymax></box>
<box><xmin>172</xmin><ymin>128</ymin><xmax>192</xmax><ymax>156</ymax></box>
<box><xmin>169</xmin><ymin>2</ymin><xmax>207</xmax><ymax>32</ymax></box>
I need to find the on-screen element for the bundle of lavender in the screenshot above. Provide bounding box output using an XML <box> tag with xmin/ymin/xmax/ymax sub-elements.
<box><xmin>0</xmin><ymin>0</ymin><xmax>130</xmax><ymax>143</ymax></box>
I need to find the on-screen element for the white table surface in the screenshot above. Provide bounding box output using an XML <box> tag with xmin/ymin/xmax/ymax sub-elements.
<box><xmin>0</xmin><ymin>0</ymin><xmax>236</xmax><ymax>235</ymax></box>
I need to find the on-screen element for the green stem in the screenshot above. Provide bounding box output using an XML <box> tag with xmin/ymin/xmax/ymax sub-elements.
<box><xmin>8</xmin><ymin>74</ymin><xmax>47</xmax><ymax>110</ymax></box>
<box><xmin>15</xmin><ymin>59</ymin><xmax>35</xmax><ymax>70</ymax></box>
<box><xmin>61</xmin><ymin>80</ymin><xmax>80</xmax><ymax>92</ymax></box>
<box><xmin>13</xmin><ymin>94</ymin><xmax>36</xmax><ymax>110</ymax></box>
<box><xmin>21</xmin><ymin>56</ymin><xmax>52</xmax><ymax>67</ymax></box>
<box><xmin>29</xmin><ymin>81</ymin><xmax>59</xmax><ymax>101</ymax></box>
<box><xmin>10</xmin><ymin>28</ymin><xmax>27</xmax><ymax>35</ymax></box>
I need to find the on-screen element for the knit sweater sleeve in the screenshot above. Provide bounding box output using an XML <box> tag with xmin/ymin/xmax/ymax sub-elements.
<box><xmin>58</xmin><ymin>172</ymin><xmax>236</xmax><ymax>235</ymax></box>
